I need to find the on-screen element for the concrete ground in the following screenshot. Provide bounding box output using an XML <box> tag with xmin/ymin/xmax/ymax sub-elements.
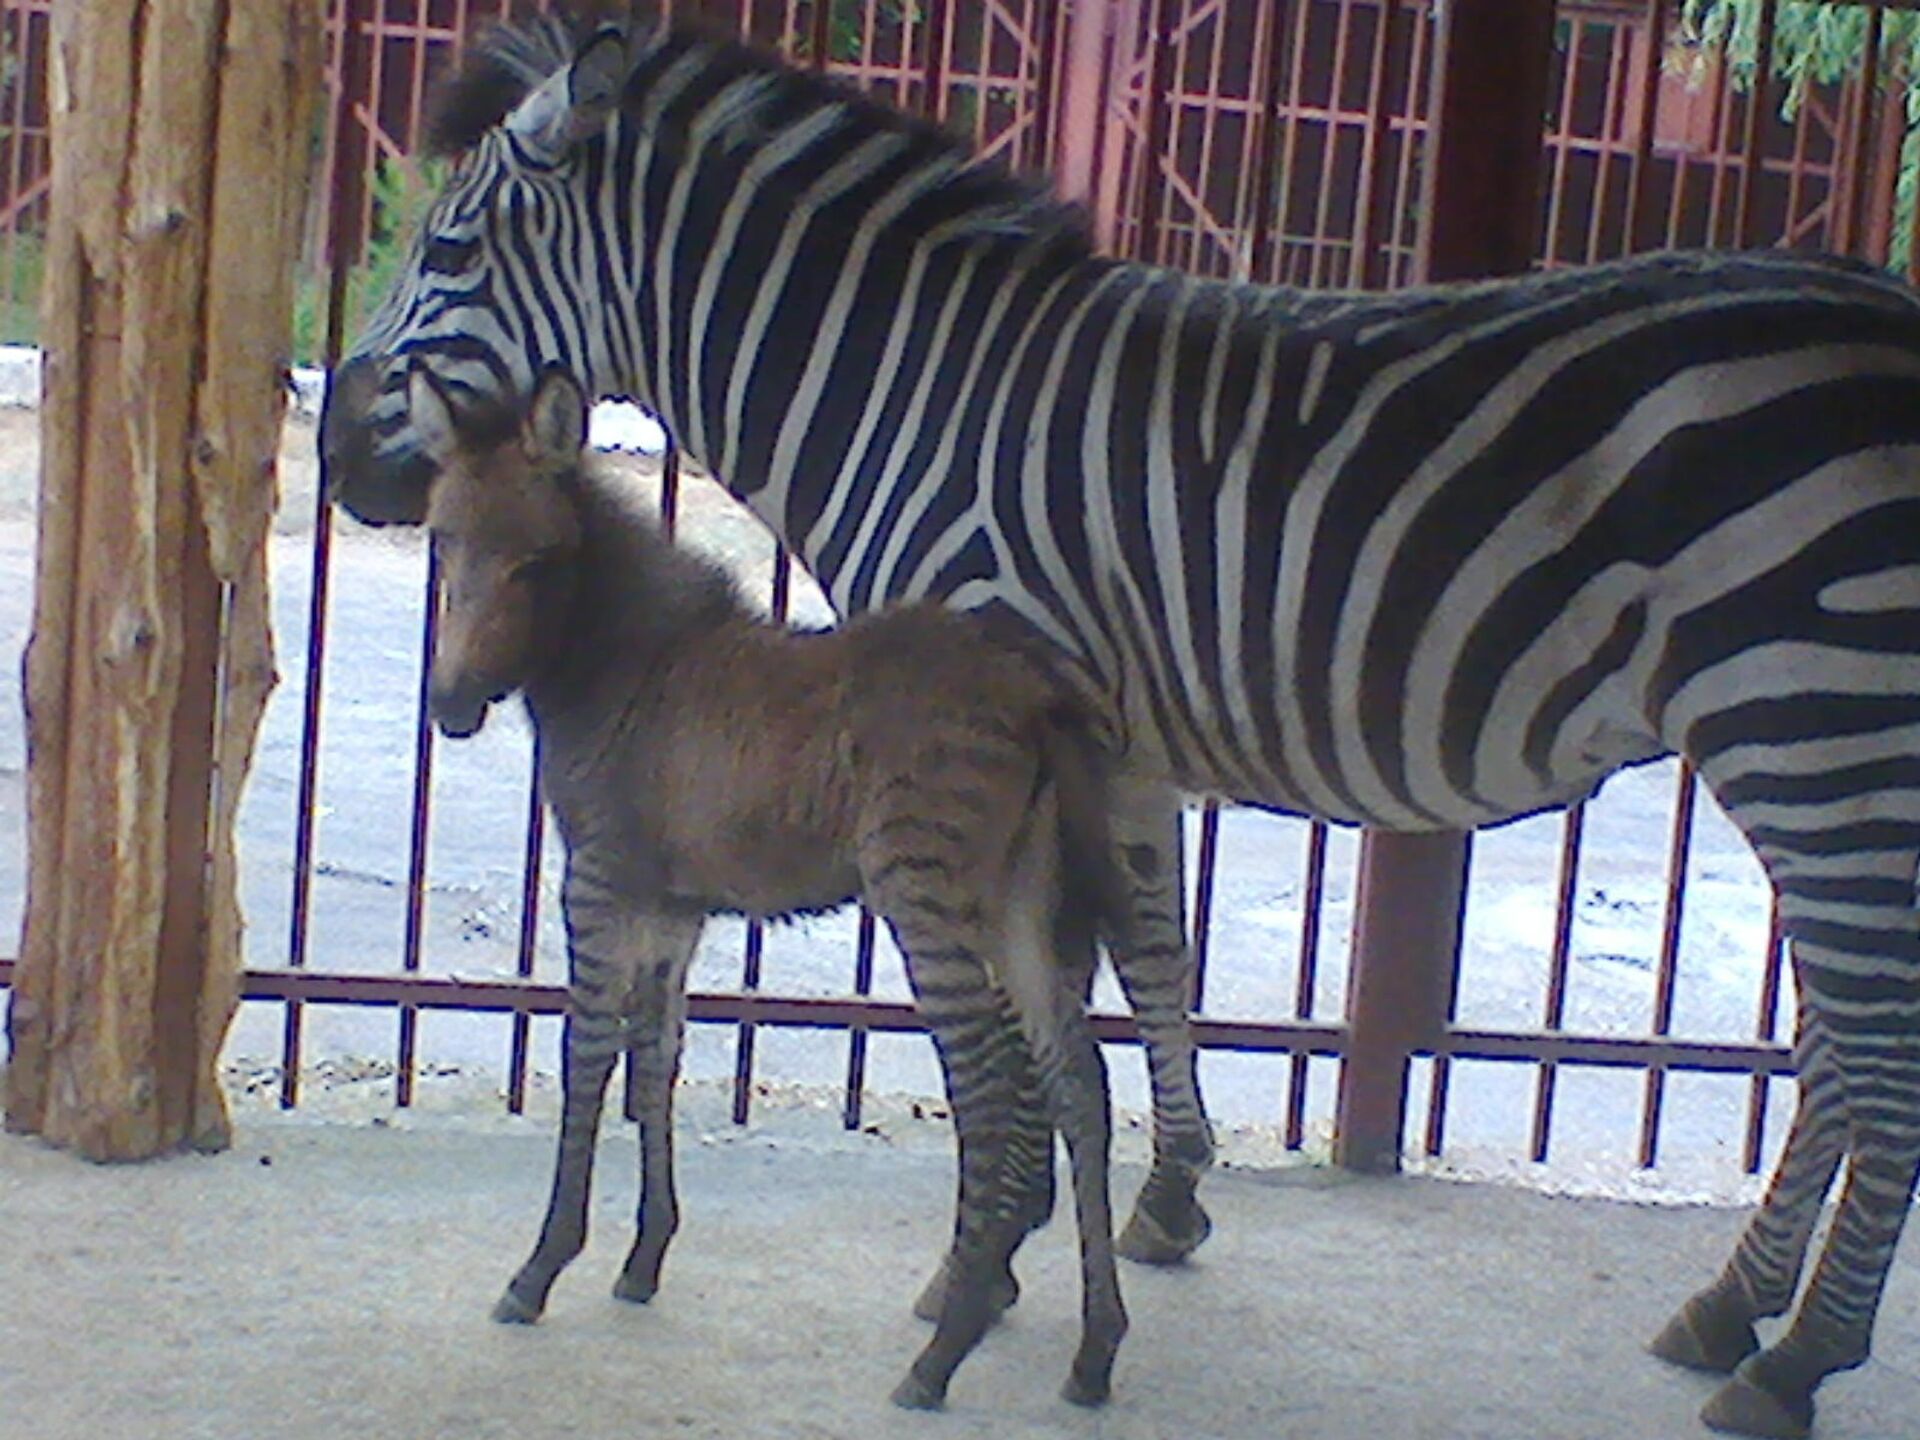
<box><xmin>3</xmin><ymin>1089</ymin><xmax>1918</xmax><ymax>1440</ymax></box>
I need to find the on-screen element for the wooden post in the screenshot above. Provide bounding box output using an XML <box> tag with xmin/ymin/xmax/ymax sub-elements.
<box><xmin>5</xmin><ymin>0</ymin><xmax>322</xmax><ymax>1159</ymax></box>
<box><xmin>1332</xmin><ymin>0</ymin><xmax>1556</xmax><ymax>1174</ymax></box>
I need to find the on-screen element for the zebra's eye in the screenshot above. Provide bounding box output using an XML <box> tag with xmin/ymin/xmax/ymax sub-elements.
<box><xmin>421</xmin><ymin>235</ymin><xmax>475</xmax><ymax>274</ymax></box>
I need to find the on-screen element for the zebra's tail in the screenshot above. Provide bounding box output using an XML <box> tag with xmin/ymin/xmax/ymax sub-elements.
<box><xmin>1042</xmin><ymin>705</ymin><xmax>1132</xmax><ymax>960</ymax></box>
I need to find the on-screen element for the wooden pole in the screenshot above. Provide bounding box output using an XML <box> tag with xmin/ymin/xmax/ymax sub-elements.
<box><xmin>1332</xmin><ymin>0</ymin><xmax>1556</xmax><ymax>1174</ymax></box>
<box><xmin>5</xmin><ymin>0</ymin><xmax>322</xmax><ymax>1159</ymax></box>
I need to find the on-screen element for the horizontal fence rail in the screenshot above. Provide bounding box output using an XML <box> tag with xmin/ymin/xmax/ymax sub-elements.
<box><xmin>6</xmin><ymin>0</ymin><xmax>1911</xmax><ymax>1185</ymax></box>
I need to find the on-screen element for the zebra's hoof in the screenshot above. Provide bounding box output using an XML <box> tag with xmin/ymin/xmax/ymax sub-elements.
<box><xmin>911</xmin><ymin>1256</ymin><xmax>1018</xmax><ymax>1323</ymax></box>
<box><xmin>1116</xmin><ymin>1200</ymin><xmax>1211</xmax><ymax>1266</ymax></box>
<box><xmin>490</xmin><ymin>1289</ymin><xmax>543</xmax><ymax>1325</ymax></box>
<box><xmin>1648</xmin><ymin>1292</ymin><xmax>1758</xmax><ymax>1374</ymax></box>
<box><xmin>1700</xmin><ymin>1363</ymin><xmax>1813</xmax><ymax>1440</ymax></box>
<box><xmin>889</xmin><ymin>1371</ymin><xmax>948</xmax><ymax>1411</ymax></box>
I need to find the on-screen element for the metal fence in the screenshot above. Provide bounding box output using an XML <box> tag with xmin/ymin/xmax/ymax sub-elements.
<box><xmin>4</xmin><ymin>0</ymin><xmax>1917</xmax><ymax>1180</ymax></box>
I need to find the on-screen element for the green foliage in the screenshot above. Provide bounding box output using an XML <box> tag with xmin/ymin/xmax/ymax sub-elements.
<box><xmin>0</xmin><ymin>228</ymin><xmax>41</xmax><ymax>346</ymax></box>
<box><xmin>1682</xmin><ymin>2</ymin><xmax>1920</xmax><ymax>268</ymax></box>
<box><xmin>290</xmin><ymin>155</ymin><xmax>450</xmax><ymax>369</ymax></box>
<box><xmin>790</xmin><ymin>0</ymin><xmax>915</xmax><ymax>66</ymax></box>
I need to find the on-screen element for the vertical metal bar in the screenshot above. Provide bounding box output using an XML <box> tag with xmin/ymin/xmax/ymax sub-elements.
<box><xmin>1529</xmin><ymin>802</ymin><xmax>1586</xmax><ymax>1163</ymax></box>
<box><xmin>1781</xmin><ymin>58</ymin><xmax>1815</xmax><ymax>253</ymax></box>
<box><xmin>1742</xmin><ymin>897</ymin><xmax>1788</xmax><ymax>1175</ymax></box>
<box><xmin>1621</xmin><ymin>0</ymin><xmax>1666</xmax><ymax>254</ymax></box>
<box><xmin>1025</xmin><ymin>0</ymin><xmax>1063</xmax><ymax>174</ymax></box>
<box><xmin>1305</xmin><ymin>0</ymin><xmax>1355</xmax><ymax>288</ymax></box>
<box><xmin>1347</xmin><ymin>0</ymin><xmax>1401</xmax><ymax>290</ymax></box>
<box><xmin>1582</xmin><ymin>19</ymin><xmax>1632</xmax><ymax>263</ymax></box>
<box><xmin>1837</xmin><ymin>7</ymin><xmax>1884</xmax><ymax>260</ymax></box>
<box><xmin>1273</xmin><ymin>0</ymin><xmax>1314</xmax><ymax>281</ymax></box>
<box><xmin>659</xmin><ymin>442</ymin><xmax>680</xmax><ymax>541</ymax></box>
<box><xmin>506</xmin><ymin>738</ymin><xmax>545</xmax><ymax>1116</ymax></box>
<box><xmin>396</xmin><ymin>550</ymin><xmax>444</xmax><ymax>1109</ymax></box>
<box><xmin>1237</xmin><ymin>0</ymin><xmax>1287</xmax><ymax>283</ymax></box>
<box><xmin>1638</xmin><ymin>762</ymin><xmax>1698</xmax><ymax>1169</ymax></box>
<box><xmin>284</xmin><ymin>0</ymin><xmax>374</xmax><ymax>1110</ymax></box>
<box><xmin>921</xmin><ymin>0</ymin><xmax>949</xmax><ymax>124</ymax></box>
<box><xmin>1731</xmin><ymin>0</ymin><xmax>1777</xmax><ymax>248</ymax></box>
<box><xmin>1384</xmin><ymin>7</ymin><xmax>1431</xmax><ymax>286</ymax></box>
<box><xmin>842</xmin><ymin>909</ymin><xmax>879</xmax><ymax>1130</ymax></box>
<box><xmin>731</xmin><ymin>918</ymin><xmax>765</xmax><ymax>1125</ymax></box>
<box><xmin>1284</xmin><ymin>820</ymin><xmax>1328</xmax><ymax>1150</ymax></box>
<box><xmin>1132</xmin><ymin>0</ymin><xmax>1177</xmax><ymax>263</ymax></box>
<box><xmin>1538</xmin><ymin>14</ymin><xmax>1581</xmax><ymax>268</ymax></box>
<box><xmin>1189</xmin><ymin>802</ymin><xmax>1222</xmax><ymax>1012</ymax></box>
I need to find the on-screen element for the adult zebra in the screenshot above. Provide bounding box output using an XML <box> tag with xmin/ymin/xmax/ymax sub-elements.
<box><xmin>320</xmin><ymin>9</ymin><xmax>1920</xmax><ymax>1437</ymax></box>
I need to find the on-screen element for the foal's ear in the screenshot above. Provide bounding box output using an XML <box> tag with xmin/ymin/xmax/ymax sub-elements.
<box><xmin>408</xmin><ymin>366</ymin><xmax>462</xmax><ymax>466</ymax></box>
<box><xmin>525</xmin><ymin>367</ymin><xmax>589</xmax><ymax>462</ymax></box>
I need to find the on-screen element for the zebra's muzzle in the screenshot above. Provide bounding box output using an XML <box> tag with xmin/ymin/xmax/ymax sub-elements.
<box><xmin>320</xmin><ymin>356</ymin><xmax>437</xmax><ymax>527</ymax></box>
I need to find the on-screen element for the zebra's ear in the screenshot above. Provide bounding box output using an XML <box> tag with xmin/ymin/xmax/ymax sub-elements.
<box><xmin>503</xmin><ymin>26</ymin><xmax>626</xmax><ymax>165</ymax></box>
<box><xmin>525</xmin><ymin>367</ymin><xmax>589</xmax><ymax>463</ymax></box>
<box><xmin>408</xmin><ymin>366</ymin><xmax>461</xmax><ymax>467</ymax></box>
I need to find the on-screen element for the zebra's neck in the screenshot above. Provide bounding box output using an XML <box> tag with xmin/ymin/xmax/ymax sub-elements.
<box><xmin>593</xmin><ymin>27</ymin><xmax>1097</xmax><ymax>619</ymax></box>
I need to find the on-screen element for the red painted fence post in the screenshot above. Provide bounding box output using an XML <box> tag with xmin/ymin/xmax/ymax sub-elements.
<box><xmin>1331</xmin><ymin>0</ymin><xmax>1557</xmax><ymax>1174</ymax></box>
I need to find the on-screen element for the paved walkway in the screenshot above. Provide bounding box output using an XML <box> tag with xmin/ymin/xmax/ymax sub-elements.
<box><xmin>3</xmin><ymin>1098</ymin><xmax>1917</xmax><ymax>1440</ymax></box>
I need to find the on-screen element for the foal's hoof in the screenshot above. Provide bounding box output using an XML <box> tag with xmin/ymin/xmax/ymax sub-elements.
<box><xmin>1116</xmin><ymin>1200</ymin><xmax>1212</xmax><ymax>1266</ymax></box>
<box><xmin>1701</xmin><ymin>1363</ymin><xmax>1813</xmax><ymax>1440</ymax></box>
<box><xmin>490</xmin><ymin>1289</ymin><xmax>543</xmax><ymax>1325</ymax></box>
<box><xmin>1060</xmin><ymin>1369</ymin><xmax>1112</xmax><ymax>1408</ymax></box>
<box><xmin>612</xmin><ymin>1270</ymin><xmax>659</xmax><ymax>1306</ymax></box>
<box><xmin>1647</xmin><ymin>1293</ymin><xmax>1758</xmax><ymax>1375</ymax></box>
<box><xmin>890</xmin><ymin>1371</ymin><xmax>948</xmax><ymax>1411</ymax></box>
<box><xmin>911</xmin><ymin>1256</ymin><xmax>1018</xmax><ymax>1323</ymax></box>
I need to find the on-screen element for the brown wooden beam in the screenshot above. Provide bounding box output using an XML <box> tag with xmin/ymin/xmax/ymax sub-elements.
<box><xmin>5</xmin><ymin>0</ymin><xmax>321</xmax><ymax>1160</ymax></box>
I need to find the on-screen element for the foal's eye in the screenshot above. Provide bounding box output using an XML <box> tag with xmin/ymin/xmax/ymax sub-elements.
<box><xmin>512</xmin><ymin>549</ymin><xmax>567</xmax><ymax>584</ymax></box>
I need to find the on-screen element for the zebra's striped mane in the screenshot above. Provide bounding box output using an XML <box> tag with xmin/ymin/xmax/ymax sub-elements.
<box><xmin>425</xmin><ymin>4</ymin><xmax>1094</xmax><ymax>255</ymax></box>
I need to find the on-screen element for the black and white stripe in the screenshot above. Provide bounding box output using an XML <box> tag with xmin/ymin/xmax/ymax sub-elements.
<box><xmin>321</xmin><ymin>12</ymin><xmax>1920</xmax><ymax>1436</ymax></box>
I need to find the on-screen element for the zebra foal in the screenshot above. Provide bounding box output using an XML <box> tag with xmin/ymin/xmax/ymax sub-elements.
<box><xmin>320</xmin><ymin>9</ymin><xmax>1920</xmax><ymax>1436</ymax></box>
<box><xmin>408</xmin><ymin>361</ymin><xmax>1132</xmax><ymax>1409</ymax></box>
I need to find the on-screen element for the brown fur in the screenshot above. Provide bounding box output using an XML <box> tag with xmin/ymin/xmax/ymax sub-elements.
<box><xmin>416</xmin><ymin>366</ymin><xmax>1130</xmax><ymax>1409</ymax></box>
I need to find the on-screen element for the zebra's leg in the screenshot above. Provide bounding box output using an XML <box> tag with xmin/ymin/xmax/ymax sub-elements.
<box><xmin>1700</xmin><ymin>1047</ymin><xmax>1920</xmax><ymax>1440</ymax></box>
<box><xmin>1650</xmin><ymin>998</ymin><xmax>1844</xmax><ymax>1375</ymax></box>
<box><xmin>1107</xmin><ymin>778</ymin><xmax>1214</xmax><ymax>1265</ymax></box>
<box><xmin>612</xmin><ymin>912</ymin><xmax>704</xmax><ymax>1305</ymax></box>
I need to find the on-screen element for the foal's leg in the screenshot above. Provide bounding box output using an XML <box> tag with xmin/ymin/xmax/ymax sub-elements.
<box><xmin>911</xmin><ymin>1009</ymin><xmax>1038</xmax><ymax>1322</ymax></box>
<box><xmin>990</xmin><ymin>822</ymin><xmax>1127</xmax><ymax>1407</ymax></box>
<box><xmin>493</xmin><ymin>865</ymin><xmax>640</xmax><ymax>1322</ymax></box>
<box><xmin>612</xmin><ymin>911</ymin><xmax>704</xmax><ymax>1305</ymax></box>
<box><xmin>1106</xmin><ymin>779</ymin><xmax>1214</xmax><ymax>1264</ymax></box>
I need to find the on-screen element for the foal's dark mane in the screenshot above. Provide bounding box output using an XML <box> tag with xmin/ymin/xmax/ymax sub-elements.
<box><xmin>545</xmin><ymin>459</ymin><xmax>747</xmax><ymax>698</ymax></box>
<box><xmin>424</xmin><ymin>2</ymin><xmax>1094</xmax><ymax>257</ymax></box>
